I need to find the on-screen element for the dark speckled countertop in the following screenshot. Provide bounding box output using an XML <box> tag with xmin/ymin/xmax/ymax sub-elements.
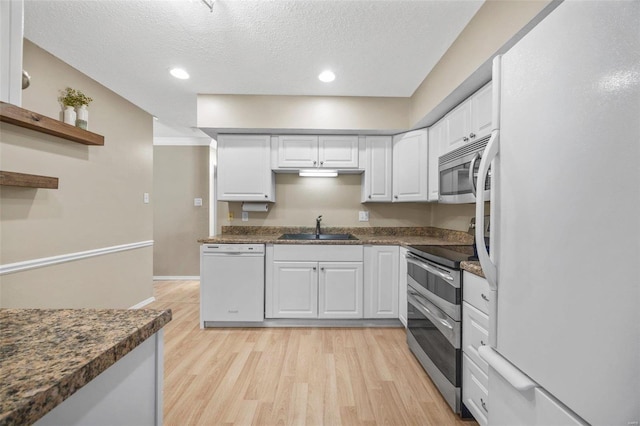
<box><xmin>0</xmin><ymin>308</ymin><xmax>172</xmax><ymax>426</ymax></box>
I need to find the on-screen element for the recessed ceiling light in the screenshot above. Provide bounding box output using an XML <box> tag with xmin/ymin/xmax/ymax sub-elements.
<box><xmin>318</xmin><ymin>70</ymin><xmax>336</xmax><ymax>83</ymax></box>
<box><xmin>170</xmin><ymin>68</ymin><xmax>190</xmax><ymax>80</ymax></box>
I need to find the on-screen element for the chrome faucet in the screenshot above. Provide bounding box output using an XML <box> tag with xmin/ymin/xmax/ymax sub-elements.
<box><xmin>315</xmin><ymin>215</ymin><xmax>322</xmax><ymax>238</ymax></box>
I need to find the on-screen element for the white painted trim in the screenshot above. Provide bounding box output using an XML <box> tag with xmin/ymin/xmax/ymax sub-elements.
<box><xmin>153</xmin><ymin>276</ymin><xmax>200</xmax><ymax>281</ymax></box>
<box><xmin>0</xmin><ymin>240</ymin><xmax>154</xmax><ymax>275</ymax></box>
<box><xmin>129</xmin><ymin>297</ymin><xmax>156</xmax><ymax>309</ymax></box>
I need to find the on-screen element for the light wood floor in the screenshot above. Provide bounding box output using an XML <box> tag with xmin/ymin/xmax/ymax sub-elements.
<box><xmin>148</xmin><ymin>280</ymin><xmax>477</xmax><ymax>426</ymax></box>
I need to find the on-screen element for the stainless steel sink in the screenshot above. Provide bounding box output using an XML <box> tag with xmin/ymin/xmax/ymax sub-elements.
<box><xmin>278</xmin><ymin>233</ymin><xmax>358</xmax><ymax>241</ymax></box>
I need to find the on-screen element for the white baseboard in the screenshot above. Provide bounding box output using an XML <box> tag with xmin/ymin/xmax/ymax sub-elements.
<box><xmin>0</xmin><ymin>240</ymin><xmax>154</xmax><ymax>275</ymax></box>
<box><xmin>129</xmin><ymin>297</ymin><xmax>156</xmax><ymax>309</ymax></box>
<box><xmin>153</xmin><ymin>276</ymin><xmax>200</xmax><ymax>281</ymax></box>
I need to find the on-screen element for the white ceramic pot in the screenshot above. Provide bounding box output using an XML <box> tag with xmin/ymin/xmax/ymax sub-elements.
<box><xmin>63</xmin><ymin>106</ymin><xmax>76</xmax><ymax>125</ymax></box>
<box><xmin>76</xmin><ymin>104</ymin><xmax>88</xmax><ymax>130</ymax></box>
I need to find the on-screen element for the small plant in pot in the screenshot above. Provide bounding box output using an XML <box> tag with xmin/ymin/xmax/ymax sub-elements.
<box><xmin>58</xmin><ymin>87</ymin><xmax>93</xmax><ymax>129</ymax></box>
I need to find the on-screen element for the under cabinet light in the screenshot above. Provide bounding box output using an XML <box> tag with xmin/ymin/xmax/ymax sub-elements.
<box><xmin>299</xmin><ymin>169</ymin><xmax>338</xmax><ymax>177</ymax></box>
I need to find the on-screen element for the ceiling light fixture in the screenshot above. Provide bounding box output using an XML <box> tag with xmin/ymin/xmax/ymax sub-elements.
<box><xmin>169</xmin><ymin>68</ymin><xmax>190</xmax><ymax>80</ymax></box>
<box><xmin>201</xmin><ymin>0</ymin><xmax>215</xmax><ymax>12</ymax></box>
<box><xmin>318</xmin><ymin>70</ymin><xmax>336</xmax><ymax>83</ymax></box>
<box><xmin>299</xmin><ymin>169</ymin><xmax>338</xmax><ymax>177</ymax></box>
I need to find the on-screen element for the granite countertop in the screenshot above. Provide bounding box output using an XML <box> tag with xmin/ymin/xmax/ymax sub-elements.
<box><xmin>461</xmin><ymin>261</ymin><xmax>485</xmax><ymax>278</ymax></box>
<box><xmin>199</xmin><ymin>226</ymin><xmax>475</xmax><ymax>247</ymax></box>
<box><xmin>0</xmin><ymin>308</ymin><xmax>172</xmax><ymax>426</ymax></box>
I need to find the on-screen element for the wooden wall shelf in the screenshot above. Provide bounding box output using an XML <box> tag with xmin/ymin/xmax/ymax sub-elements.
<box><xmin>0</xmin><ymin>101</ymin><xmax>104</xmax><ymax>146</ymax></box>
<box><xmin>0</xmin><ymin>171</ymin><xmax>59</xmax><ymax>189</ymax></box>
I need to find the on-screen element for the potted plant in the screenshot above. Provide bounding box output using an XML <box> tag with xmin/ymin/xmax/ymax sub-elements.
<box><xmin>58</xmin><ymin>87</ymin><xmax>93</xmax><ymax>129</ymax></box>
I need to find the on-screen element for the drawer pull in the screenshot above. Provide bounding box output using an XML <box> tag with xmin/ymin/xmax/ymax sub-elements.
<box><xmin>481</xmin><ymin>398</ymin><xmax>488</xmax><ymax>413</ymax></box>
<box><xmin>481</xmin><ymin>293</ymin><xmax>490</xmax><ymax>301</ymax></box>
<box><xmin>480</xmin><ymin>340</ymin><xmax>485</xmax><ymax>346</ymax></box>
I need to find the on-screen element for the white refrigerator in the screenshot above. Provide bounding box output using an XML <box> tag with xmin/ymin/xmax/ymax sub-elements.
<box><xmin>474</xmin><ymin>1</ymin><xmax>640</xmax><ymax>425</ymax></box>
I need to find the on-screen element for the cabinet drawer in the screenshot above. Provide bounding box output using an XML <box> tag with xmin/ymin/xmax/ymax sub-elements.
<box><xmin>273</xmin><ymin>245</ymin><xmax>363</xmax><ymax>262</ymax></box>
<box><xmin>463</xmin><ymin>302</ymin><xmax>489</xmax><ymax>374</ymax></box>
<box><xmin>463</xmin><ymin>354</ymin><xmax>489</xmax><ymax>426</ymax></box>
<box><xmin>463</xmin><ymin>271</ymin><xmax>492</xmax><ymax>314</ymax></box>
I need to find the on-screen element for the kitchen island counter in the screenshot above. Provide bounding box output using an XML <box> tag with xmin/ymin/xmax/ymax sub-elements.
<box><xmin>0</xmin><ymin>308</ymin><xmax>171</xmax><ymax>426</ymax></box>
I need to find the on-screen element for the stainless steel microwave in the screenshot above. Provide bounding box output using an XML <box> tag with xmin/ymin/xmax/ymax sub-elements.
<box><xmin>438</xmin><ymin>137</ymin><xmax>491</xmax><ymax>204</ymax></box>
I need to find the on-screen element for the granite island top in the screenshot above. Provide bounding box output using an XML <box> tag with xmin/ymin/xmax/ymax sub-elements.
<box><xmin>0</xmin><ymin>308</ymin><xmax>172</xmax><ymax>426</ymax></box>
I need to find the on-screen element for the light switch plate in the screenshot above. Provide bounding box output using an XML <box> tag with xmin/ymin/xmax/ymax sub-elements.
<box><xmin>358</xmin><ymin>211</ymin><xmax>369</xmax><ymax>222</ymax></box>
<box><xmin>194</xmin><ymin>198</ymin><xmax>203</xmax><ymax>207</ymax></box>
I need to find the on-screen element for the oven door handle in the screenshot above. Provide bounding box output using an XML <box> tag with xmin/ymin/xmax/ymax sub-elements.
<box><xmin>408</xmin><ymin>290</ymin><xmax>453</xmax><ymax>331</ymax></box>
<box><xmin>406</xmin><ymin>254</ymin><xmax>454</xmax><ymax>282</ymax></box>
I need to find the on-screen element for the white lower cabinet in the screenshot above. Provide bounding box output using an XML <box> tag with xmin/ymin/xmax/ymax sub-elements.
<box><xmin>272</xmin><ymin>262</ymin><xmax>318</xmax><ymax>318</ymax></box>
<box><xmin>398</xmin><ymin>247</ymin><xmax>408</xmax><ymax>327</ymax></box>
<box><xmin>364</xmin><ymin>245</ymin><xmax>399</xmax><ymax>318</ymax></box>
<box><xmin>462</xmin><ymin>271</ymin><xmax>491</xmax><ymax>425</ymax></box>
<box><xmin>318</xmin><ymin>262</ymin><xmax>363</xmax><ymax>318</ymax></box>
<box><xmin>267</xmin><ymin>245</ymin><xmax>363</xmax><ymax>319</ymax></box>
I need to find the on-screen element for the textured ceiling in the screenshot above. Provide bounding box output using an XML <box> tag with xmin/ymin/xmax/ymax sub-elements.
<box><xmin>24</xmin><ymin>0</ymin><xmax>484</xmax><ymax>130</ymax></box>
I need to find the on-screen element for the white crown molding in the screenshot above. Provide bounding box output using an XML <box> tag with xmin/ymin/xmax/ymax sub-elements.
<box><xmin>0</xmin><ymin>240</ymin><xmax>154</xmax><ymax>275</ymax></box>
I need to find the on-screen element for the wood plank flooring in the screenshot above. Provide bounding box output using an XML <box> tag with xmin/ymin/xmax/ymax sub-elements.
<box><xmin>148</xmin><ymin>280</ymin><xmax>477</xmax><ymax>426</ymax></box>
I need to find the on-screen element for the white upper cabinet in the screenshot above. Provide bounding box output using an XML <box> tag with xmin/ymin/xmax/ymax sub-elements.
<box><xmin>276</xmin><ymin>135</ymin><xmax>359</xmax><ymax>169</ymax></box>
<box><xmin>277</xmin><ymin>135</ymin><xmax>319</xmax><ymax>168</ymax></box>
<box><xmin>318</xmin><ymin>136</ymin><xmax>359</xmax><ymax>168</ymax></box>
<box><xmin>392</xmin><ymin>129</ymin><xmax>429</xmax><ymax>202</ymax></box>
<box><xmin>442</xmin><ymin>82</ymin><xmax>493</xmax><ymax>154</ymax></box>
<box><xmin>217</xmin><ymin>134</ymin><xmax>274</xmax><ymax>202</ymax></box>
<box><xmin>428</xmin><ymin>120</ymin><xmax>446</xmax><ymax>202</ymax></box>
<box><xmin>361</xmin><ymin>136</ymin><xmax>392</xmax><ymax>202</ymax></box>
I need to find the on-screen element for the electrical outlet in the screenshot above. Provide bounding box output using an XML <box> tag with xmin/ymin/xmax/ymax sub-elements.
<box><xmin>194</xmin><ymin>197</ymin><xmax>203</xmax><ymax>207</ymax></box>
<box><xmin>228</xmin><ymin>212</ymin><xmax>234</xmax><ymax>221</ymax></box>
<box><xmin>242</xmin><ymin>211</ymin><xmax>249</xmax><ymax>221</ymax></box>
<box><xmin>358</xmin><ymin>211</ymin><xmax>369</xmax><ymax>222</ymax></box>
<box><xmin>143</xmin><ymin>193</ymin><xmax>150</xmax><ymax>204</ymax></box>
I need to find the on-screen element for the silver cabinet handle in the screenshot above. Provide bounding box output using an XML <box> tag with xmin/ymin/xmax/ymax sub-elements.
<box><xmin>313</xmin><ymin>266</ymin><xmax>317</xmax><ymax>271</ymax></box>
<box><xmin>463</xmin><ymin>136</ymin><xmax>469</xmax><ymax>142</ymax></box>
<box><xmin>480</xmin><ymin>340</ymin><xmax>485</xmax><ymax>346</ymax></box>
<box><xmin>313</xmin><ymin>160</ymin><xmax>317</xmax><ymax>165</ymax></box>
<box><xmin>481</xmin><ymin>293</ymin><xmax>490</xmax><ymax>301</ymax></box>
<box><xmin>470</xmin><ymin>133</ymin><xmax>476</xmax><ymax>139</ymax></box>
<box><xmin>264</xmin><ymin>194</ymin><xmax>268</xmax><ymax>198</ymax></box>
<box><xmin>481</xmin><ymin>398</ymin><xmax>488</xmax><ymax>413</ymax></box>
<box><xmin>394</xmin><ymin>195</ymin><xmax>398</xmax><ymax>199</ymax></box>
<box><xmin>320</xmin><ymin>161</ymin><xmax>324</xmax><ymax>166</ymax></box>
<box><xmin>368</xmin><ymin>195</ymin><xmax>372</xmax><ymax>199</ymax></box>
<box><xmin>320</xmin><ymin>267</ymin><xmax>324</xmax><ymax>271</ymax></box>
<box><xmin>406</xmin><ymin>254</ymin><xmax>454</xmax><ymax>282</ymax></box>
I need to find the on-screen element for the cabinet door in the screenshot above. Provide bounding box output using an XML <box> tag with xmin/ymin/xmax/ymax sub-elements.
<box><xmin>392</xmin><ymin>129</ymin><xmax>429</xmax><ymax>202</ymax></box>
<box><xmin>470</xmin><ymin>82</ymin><xmax>493</xmax><ymax>141</ymax></box>
<box><xmin>361</xmin><ymin>136</ymin><xmax>392</xmax><ymax>202</ymax></box>
<box><xmin>272</xmin><ymin>262</ymin><xmax>318</xmax><ymax>318</ymax></box>
<box><xmin>217</xmin><ymin>135</ymin><xmax>274</xmax><ymax>202</ymax></box>
<box><xmin>428</xmin><ymin>120</ymin><xmax>446</xmax><ymax>202</ymax></box>
<box><xmin>398</xmin><ymin>247</ymin><xmax>408</xmax><ymax>327</ymax></box>
<box><xmin>364</xmin><ymin>246</ymin><xmax>399</xmax><ymax>318</ymax></box>
<box><xmin>277</xmin><ymin>135</ymin><xmax>319</xmax><ymax>168</ymax></box>
<box><xmin>444</xmin><ymin>101</ymin><xmax>472</xmax><ymax>153</ymax></box>
<box><xmin>318</xmin><ymin>262</ymin><xmax>363</xmax><ymax>319</ymax></box>
<box><xmin>318</xmin><ymin>136</ymin><xmax>359</xmax><ymax>168</ymax></box>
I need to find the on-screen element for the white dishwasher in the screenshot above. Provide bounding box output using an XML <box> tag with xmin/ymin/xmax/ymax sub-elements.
<box><xmin>200</xmin><ymin>244</ymin><xmax>265</xmax><ymax>327</ymax></box>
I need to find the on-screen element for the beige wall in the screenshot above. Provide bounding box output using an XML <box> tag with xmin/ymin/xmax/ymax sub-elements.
<box><xmin>217</xmin><ymin>174</ymin><xmax>432</xmax><ymax>231</ymax></box>
<box><xmin>410</xmin><ymin>0</ymin><xmax>552</xmax><ymax>125</ymax></box>
<box><xmin>0</xmin><ymin>40</ymin><xmax>154</xmax><ymax>308</ymax></box>
<box><xmin>153</xmin><ymin>146</ymin><xmax>209</xmax><ymax>277</ymax></box>
<box><xmin>197</xmin><ymin>95</ymin><xmax>411</xmax><ymax>133</ymax></box>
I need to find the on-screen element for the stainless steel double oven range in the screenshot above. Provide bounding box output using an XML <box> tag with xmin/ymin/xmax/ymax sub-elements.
<box><xmin>405</xmin><ymin>244</ymin><xmax>475</xmax><ymax>416</ymax></box>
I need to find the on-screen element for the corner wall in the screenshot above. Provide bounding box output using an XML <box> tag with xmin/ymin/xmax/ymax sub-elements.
<box><xmin>0</xmin><ymin>40</ymin><xmax>154</xmax><ymax>308</ymax></box>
